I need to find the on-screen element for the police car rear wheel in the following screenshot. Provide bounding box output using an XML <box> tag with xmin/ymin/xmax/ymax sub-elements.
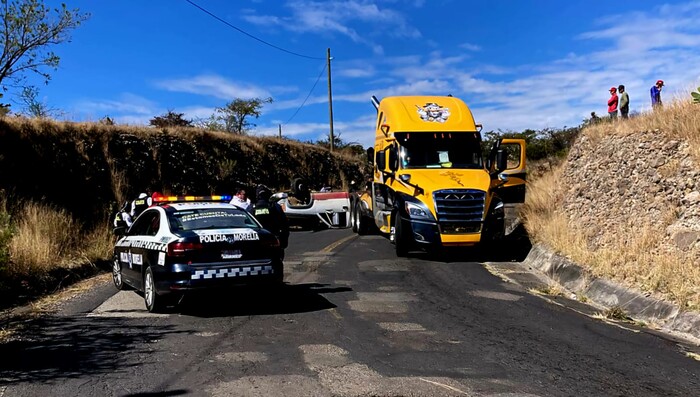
<box><xmin>144</xmin><ymin>266</ymin><xmax>168</xmax><ymax>313</ymax></box>
<box><xmin>112</xmin><ymin>257</ymin><xmax>131</xmax><ymax>290</ymax></box>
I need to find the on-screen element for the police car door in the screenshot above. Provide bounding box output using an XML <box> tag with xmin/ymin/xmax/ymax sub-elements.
<box><xmin>120</xmin><ymin>209</ymin><xmax>162</xmax><ymax>289</ymax></box>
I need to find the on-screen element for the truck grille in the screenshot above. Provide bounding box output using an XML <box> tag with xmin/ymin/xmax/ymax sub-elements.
<box><xmin>433</xmin><ymin>189</ymin><xmax>486</xmax><ymax>234</ymax></box>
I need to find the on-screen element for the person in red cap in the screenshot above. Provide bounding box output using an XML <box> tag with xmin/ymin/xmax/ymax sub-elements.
<box><xmin>607</xmin><ymin>86</ymin><xmax>618</xmax><ymax>119</ymax></box>
<box><xmin>651</xmin><ymin>80</ymin><xmax>664</xmax><ymax>109</ymax></box>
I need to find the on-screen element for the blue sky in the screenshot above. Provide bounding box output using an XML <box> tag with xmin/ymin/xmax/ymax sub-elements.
<box><xmin>18</xmin><ymin>0</ymin><xmax>700</xmax><ymax>148</ymax></box>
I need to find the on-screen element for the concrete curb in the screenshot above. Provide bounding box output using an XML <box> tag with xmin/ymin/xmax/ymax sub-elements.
<box><xmin>522</xmin><ymin>243</ymin><xmax>700</xmax><ymax>342</ymax></box>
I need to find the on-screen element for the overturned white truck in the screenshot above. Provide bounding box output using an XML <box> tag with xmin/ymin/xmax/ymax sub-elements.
<box><xmin>275</xmin><ymin>190</ymin><xmax>351</xmax><ymax>229</ymax></box>
<box><xmin>272</xmin><ymin>179</ymin><xmax>350</xmax><ymax>229</ymax></box>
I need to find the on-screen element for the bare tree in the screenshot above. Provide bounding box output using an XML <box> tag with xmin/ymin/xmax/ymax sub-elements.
<box><xmin>18</xmin><ymin>85</ymin><xmax>60</xmax><ymax>118</ymax></box>
<box><xmin>0</xmin><ymin>0</ymin><xmax>89</xmax><ymax>91</ymax></box>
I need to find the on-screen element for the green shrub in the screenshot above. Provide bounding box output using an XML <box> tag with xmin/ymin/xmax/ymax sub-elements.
<box><xmin>691</xmin><ymin>87</ymin><xmax>700</xmax><ymax>104</ymax></box>
<box><xmin>482</xmin><ymin>126</ymin><xmax>581</xmax><ymax>162</ymax></box>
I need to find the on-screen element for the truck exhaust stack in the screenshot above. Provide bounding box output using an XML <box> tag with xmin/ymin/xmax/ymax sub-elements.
<box><xmin>371</xmin><ymin>96</ymin><xmax>380</xmax><ymax>111</ymax></box>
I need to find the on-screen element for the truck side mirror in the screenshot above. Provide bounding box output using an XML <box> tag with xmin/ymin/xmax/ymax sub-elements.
<box><xmin>376</xmin><ymin>150</ymin><xmax>386</xmax><ymax>171</ymax></box>
<box><xmin>496</xmin><ymin>149</ymin><xmax>508</xmax><ymax>172</ymax></box>
<box><xmin>388</xmin><ymin>145</ymin><xmax>399</xmax><ymax>172</ymax></box>
<box><xmin>366</xmin><ymin>147</ymin><xmax>374</xmax><ymax>165</ymax></box>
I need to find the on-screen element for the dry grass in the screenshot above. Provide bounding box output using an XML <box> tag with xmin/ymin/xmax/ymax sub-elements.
<box><xmin>523</xmin><ymin>99</ymin><xmax>700</xmax><ymax>310</ymax></box>
<box><xmin>529</xmin><ymin>284</ymin><xmax>563</xmax><ymax>297</ymax></box>
<box><xmin>525</xmin><ymin>168</ymin><xmax>700</xmax><ymax>309</ymax></box>
<box><xmin>602</xmin><ymin>306</ymin><xmax>630</xmax><ymax>321</ymax></box>
<box><xmin>6</xmin><ymin>200</ymin><xmax>113</xmax><ymax>277</ymax></box>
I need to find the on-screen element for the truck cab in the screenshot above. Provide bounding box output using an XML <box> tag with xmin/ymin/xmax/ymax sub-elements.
<box><xmin>350</xmin><ymin>95</ymin><xmax>526</xmax><ymax>256</ymax></box>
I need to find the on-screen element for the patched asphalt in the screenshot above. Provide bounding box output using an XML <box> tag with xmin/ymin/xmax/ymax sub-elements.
<box><xmin>0</xmin><ymin>228</ymin><xmax>698</xmax><ymax>397</ymax></box>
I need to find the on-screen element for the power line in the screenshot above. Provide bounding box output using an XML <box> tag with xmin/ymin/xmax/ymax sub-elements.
<box><xmin>184</xmin><ymin>0</ymin><xmax>324</xmax><ymax>60</ymax></box>
<box><xmin>283</xmin><ymin>63</ymin><xmax>327</xmax><ymax>126</ymax></box>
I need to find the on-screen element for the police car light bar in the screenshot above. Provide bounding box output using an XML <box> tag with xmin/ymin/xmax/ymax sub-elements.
<box><xmin>153</xmin><ymin>195</ymin><xmax>232</xmax><ymax>204</ymax></box>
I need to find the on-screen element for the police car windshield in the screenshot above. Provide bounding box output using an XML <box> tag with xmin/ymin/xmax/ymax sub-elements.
<box><xmin>168</xmin><ymin>208</ymin><xmax>259</xmax><ymax>232</ymax></box>
<box><xmin>395</xmin><ymin>131</ymin><xmax>483</xmax><ymax>169</ymax></box>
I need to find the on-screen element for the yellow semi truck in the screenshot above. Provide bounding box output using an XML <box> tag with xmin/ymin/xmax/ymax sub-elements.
<box><xmin>349</xmin><ymin>95</ymin><xmax>526</xmax><ymax>256</ymax></box>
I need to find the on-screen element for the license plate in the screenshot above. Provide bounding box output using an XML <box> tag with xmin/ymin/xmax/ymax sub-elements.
<box><xmin>221</xmin><ymin>249</ymin><xmax>242</xmax><ymax>259</ymax></box>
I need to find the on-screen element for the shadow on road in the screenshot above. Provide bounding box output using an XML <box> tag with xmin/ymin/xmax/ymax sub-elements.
<box><xmin>404</xmin><ymin>224</ymin><xmax>533</xmax><ymax>263</ymax></box>
<box><xmin>0</xmin><ymin>315</ymin><xmax>190</xmax><ymax>386</ymax></box>
<box><xmin>177</xmin><ymin>283</ymin><xmax>353</xmax><ymax>318</ymax></box>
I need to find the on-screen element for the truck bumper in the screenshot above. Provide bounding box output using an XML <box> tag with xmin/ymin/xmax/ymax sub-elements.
<box><xmin>406</xmin><ymin>219</ymin><xmax>482</xmax><ymax>248</ymax></box>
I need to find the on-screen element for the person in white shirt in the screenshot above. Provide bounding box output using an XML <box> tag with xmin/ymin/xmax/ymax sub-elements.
<box><xmin>230</xmin><ymin>188</ymin><xmax>251</xmax><ymax>210</ymax></box>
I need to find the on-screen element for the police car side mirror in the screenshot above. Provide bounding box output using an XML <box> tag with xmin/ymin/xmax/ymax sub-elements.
<box><xmin>113</xmin><ymin>226</ymin><xmax>127</xmax><ymax>236</ymax></box>
<box><xmin>271</xmin><ymin>192</ymin><xmax>288</xmax><ymax>203</ymax></box>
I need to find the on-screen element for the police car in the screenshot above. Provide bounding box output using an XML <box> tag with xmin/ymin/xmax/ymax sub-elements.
<box><xmin>112</xmin><ymin>195</ymin><xmax>284</xmax><ymax>313</ymax></box>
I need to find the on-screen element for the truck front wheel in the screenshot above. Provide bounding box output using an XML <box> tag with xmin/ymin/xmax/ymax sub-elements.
<box><xmin>393</xmin><ymin>216</ymin><xmax>409</xmax><ymax>257</ymax></box>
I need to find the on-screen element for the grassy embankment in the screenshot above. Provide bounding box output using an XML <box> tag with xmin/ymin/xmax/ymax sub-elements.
<box><xmin>523</xmin><ymin>98</ymin><xmax>700</xmax><ymax>310</ymax></box>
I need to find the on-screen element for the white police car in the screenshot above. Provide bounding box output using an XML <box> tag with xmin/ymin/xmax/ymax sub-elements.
<box><xmin>112</xmin><ymin>195</ymin><xmax>283</xmax><ymax>312</ymax></box>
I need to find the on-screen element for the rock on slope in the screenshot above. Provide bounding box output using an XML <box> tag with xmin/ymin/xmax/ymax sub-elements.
<box><xmin>561</xmin><ymin>129</ymin><xmax>700</xmax><ymax>254</ymax></box>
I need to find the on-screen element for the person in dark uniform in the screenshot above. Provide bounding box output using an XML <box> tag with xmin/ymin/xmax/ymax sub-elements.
<box><xmin>130</xmin><ymin>192</ymin><xmax>152</xmax><ymax>220</ymax></box>
<box><xmin>252</xmin><ymin>185</ymin><xmax>290</xmax><ymax>258</ymax></box>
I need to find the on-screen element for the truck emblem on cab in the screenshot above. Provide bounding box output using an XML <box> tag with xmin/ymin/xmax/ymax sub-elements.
<box><xmin>416</xmin><ymin>103</ymin><xmax>450</xmax><ymax>123</ymax></box>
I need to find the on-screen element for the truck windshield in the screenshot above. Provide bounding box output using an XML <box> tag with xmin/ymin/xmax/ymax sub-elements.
<box><xmin>395</xmin><ymin>132</ymin><xmax>483</xmax><ymax>169</ymax></box>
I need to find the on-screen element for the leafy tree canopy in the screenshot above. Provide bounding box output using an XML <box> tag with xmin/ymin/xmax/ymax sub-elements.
<box><xmin>212</xmin><ymin>97</ymin><xmax>273</xmax><ymax>134</ymax></box>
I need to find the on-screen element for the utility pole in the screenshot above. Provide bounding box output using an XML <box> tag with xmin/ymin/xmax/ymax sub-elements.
<box><xmin>327</xmin><ymin>47</ymin><xmax>335</xmax><ymax>152</ymax></box>
<box><xmin>278</xmin><ymin>124</ymin><xmax>282</xmax><ymax>139</ymax></box>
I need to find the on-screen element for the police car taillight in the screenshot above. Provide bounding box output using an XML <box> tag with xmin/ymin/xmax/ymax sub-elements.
<box><xmin>168</xmin><ymin>242</ymin><xmax>204</xmax><ymax>256</ymax></box>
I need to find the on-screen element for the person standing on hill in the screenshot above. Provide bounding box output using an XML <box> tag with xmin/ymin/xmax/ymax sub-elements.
<box><xmin>618</xmin><ymin>85</ymin><xmax>629</xmax><ymax>119</ymax></box>
<box><xmin>651</xmin><ymin>80</ymin><xmax>664</xmax><ymax>109</ymax></box>
<box><xmin>607</xmin><ymin>87</ymin><xmax>618</xmax><ymax>119</ymax></box>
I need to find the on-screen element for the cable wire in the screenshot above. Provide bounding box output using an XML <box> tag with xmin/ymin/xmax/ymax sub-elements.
<box><xmin>185</xmin><ymin>0</ymin><xmax>325</xmax><ymax>60</ymax></box>
<box><xmin>283</xmin><ymin>63</ymin><xmax>327</xmax><ymax>125</ymax></box>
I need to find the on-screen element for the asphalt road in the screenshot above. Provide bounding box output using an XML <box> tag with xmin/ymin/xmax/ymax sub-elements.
<box><xmin>1</xmin><ymin>228</ymin><xmax>698</xmax><ymax>397</ymax></box>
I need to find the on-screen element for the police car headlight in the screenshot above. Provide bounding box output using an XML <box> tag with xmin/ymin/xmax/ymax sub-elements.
<box><xmin>405</xmin><ymin>202</ymin><xmax>430</xmax><ymax>220</ymax></box>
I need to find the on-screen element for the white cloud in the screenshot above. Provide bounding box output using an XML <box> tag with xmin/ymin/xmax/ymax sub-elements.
<box><xmin>155</xmin><ymin>75</ymin><xmax>273</xmax><ymax>100</ymax></box>
<box><xmin>254</xmin><ymin>114</ymin><xmax>377</xmax><ymax>148</ymax></box>
<box><xmin>342</xmin><ymin>1</ymin><xmax>700</xmax><ymax>132</ymax></box>
<box><xmin>459</xmin><ymin>43</ymin><xmax>481</xmax><ymax>52</ymax></box>
<box><xmin>242</xmin><ymin>0</ymin><xmax>421</xmax><ymax>52</ymax></box>
<box><xmin>75</xmin><ymin>93</ymin><xmax>157</xmax><ymax>119</ymax></box>
<box><xmin>337</xmin><ymin>68</ymin><xmax>375</xmax><ymax>78</ymax></box>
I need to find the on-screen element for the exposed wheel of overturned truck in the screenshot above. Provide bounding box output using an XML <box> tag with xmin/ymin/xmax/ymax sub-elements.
<box><xmin>350</xmin><ymin>202</ymin><xmax>358</xmax><ymax>233</ymax></box>
<box><xmin>353</xmin><ymin>202</ymin><xmax>370</xmax><ymax>235</ymax></box>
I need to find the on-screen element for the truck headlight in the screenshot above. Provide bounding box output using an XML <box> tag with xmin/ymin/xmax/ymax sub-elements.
<box><xmin>493</xmin><ymin>200</ymin><xmax>504</xmax><ymax>215</ymax></box>
<box><xmin>405</xmin><ymin>202</ymin><xmax>430</xmax><ymax>220</ymax></box>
